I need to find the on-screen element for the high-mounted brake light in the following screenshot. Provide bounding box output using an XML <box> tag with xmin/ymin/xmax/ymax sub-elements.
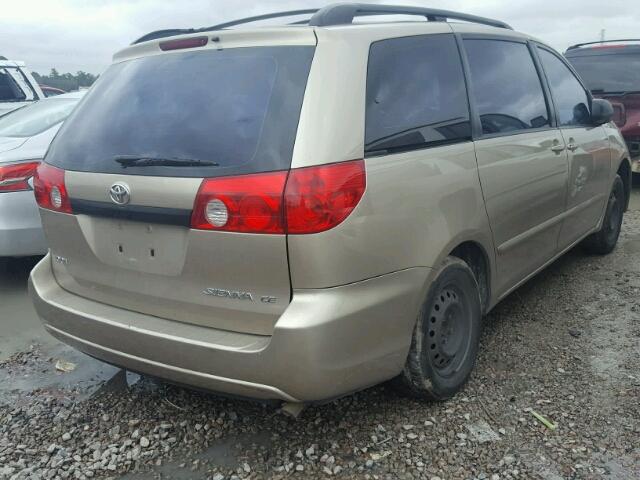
<box><xmin>0</xmin><ymin>161</ymin><xmax>40</xmax><ymax>193</ymax></box>
<box><xmin>590</xmin><ymin>44</ymin><xmax>627</xmax><ymax>50</ymax></box>
<box><xmin>159</xmin><ymin>36</ymin><xmax>208</xmax><ymax>51</ymax></box>
<box><xmin>191</xmin><ymin>160</ymin><xmax>366</xmax><ymax>234</ymax></box>
<box><xmin>33</xmin><ymin>163</ymin><xmax>72</xmax><ymax>213</ymax></box>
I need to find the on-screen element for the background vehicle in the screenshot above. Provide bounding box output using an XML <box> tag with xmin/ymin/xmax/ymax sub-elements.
<box><xmin>0</xmin><ymin>91</ymin><xmax>85</xmax><ymax>257</ymax></box>
<box><xmin>0</xmin><ymin>58</ymin><xmax>44</xmax><ymax>117</ymax></box>
<box><xmin>29</xmin><ymin>4</ymin><xmax>631</xmax><ymax>405</ymax></box>
<box><xmin>39</xmin><ymin>85</ymin><xmax>67</xmax><ymax>97</ymax></box>
<box><xmin>565</xmin><ymin>40</ymin><xmax>640</xmax><ymax>175</ymax></box>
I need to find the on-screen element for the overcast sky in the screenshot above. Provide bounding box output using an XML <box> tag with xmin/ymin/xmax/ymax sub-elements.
<box><xmin>2</xmin><ymin>0</ymin><xmax>639</xmax><ymax>74</ymax></box>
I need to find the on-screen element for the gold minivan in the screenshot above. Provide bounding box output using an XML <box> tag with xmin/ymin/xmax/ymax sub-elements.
<box><xmin>29</xmin><ymin>4</ymin><xmax>632</xmax><ymax>406</ymax></box>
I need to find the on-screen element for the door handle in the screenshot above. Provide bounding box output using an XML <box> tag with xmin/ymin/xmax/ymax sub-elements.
<box><xmin>567</xmin><ymin>143</ymin><xmax>579</xmax><ymax>152</ymax></box>
<box><xmin>551</xmin><ymin>144</ymin><xmax>566</xmax><ymax>153</ymax></box>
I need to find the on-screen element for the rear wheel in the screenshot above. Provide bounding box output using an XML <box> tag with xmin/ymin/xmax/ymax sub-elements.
<box><xmin>393</xmin><ymin>257</ymin><xmax>482</xmax><ymax>401</ymax></box>
<box><xmin>582</xmin><ymin>175</ymin><xmax>624</xmax><ymax>255</ymax></box>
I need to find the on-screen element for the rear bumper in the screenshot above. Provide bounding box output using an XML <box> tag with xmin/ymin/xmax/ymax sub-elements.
<box><xmin>0</xmin><ymin>190</ymin><xmax>47</xmax><ymax>257</ymax></box>
<box><xmin>29</xmin><ymin>254</ymin><xmax>430</xmax><ymax>402</ymax></box>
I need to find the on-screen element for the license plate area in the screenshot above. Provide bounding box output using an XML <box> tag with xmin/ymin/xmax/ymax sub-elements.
<box><xmin>76</xmin><ymin>215</ymin><xmax>189</xmax><ymax>276</ymax></box>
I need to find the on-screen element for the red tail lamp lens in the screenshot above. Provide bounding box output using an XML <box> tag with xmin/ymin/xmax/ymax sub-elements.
<box><xmin>33</xmin><ymin>163</ymin><xmax>72</xmax><ymax>213</ymax></box>
<box><xmin>191</xmin><ymin>160</ymin><xmax>366</xmax><ymax>234</ymax></box>
<box><xmin>0</xmin><ymin>161</ymin><xmax>40</xmax><ymax>193</ymax></box>
<box><xmin>191</xmin><ymin>171</ymin><xmax>288</xmax><ymax>233</ymax></box>
<box><xmin>285</xmin><ymin>160</ymin><xmax>366</xmax><ymax>234</ymax></box>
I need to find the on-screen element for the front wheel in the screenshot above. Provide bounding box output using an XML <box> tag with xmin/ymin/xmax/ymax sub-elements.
<box><xmin>393</xmin><ymin>257</ymin><xmax>482</xmax><ymax>401</ymax></box>
<box><xmin>582</xmin><ymin>175</ymin><xmax>625</xmax><ymax>255</ymax></box>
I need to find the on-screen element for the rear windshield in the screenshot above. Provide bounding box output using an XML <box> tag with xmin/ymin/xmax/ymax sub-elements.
<box><xmin>0</xmin><ymin>98</ymin><xmax>78</xmax><ymax>137</ymax></box>
<box><xmin>567</xmin><ymin>51</ymin><xmax>640</xmax><ymax>93</ymax></box>
<box><xmin>45</xmin><ymin>46</ymin><xmax>314</xmax><ymax>178</ymax></box>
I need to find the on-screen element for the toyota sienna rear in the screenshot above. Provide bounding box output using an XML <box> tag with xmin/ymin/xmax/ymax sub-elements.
<box><xmin>30</xmin><ymin>4</ymin><xmax>631</xmax><ymax>405</ymax></box>
<box><xmin>29</xmin><ymin>22</ymin><xmax>376</xmax><ymax>402</ymax></box>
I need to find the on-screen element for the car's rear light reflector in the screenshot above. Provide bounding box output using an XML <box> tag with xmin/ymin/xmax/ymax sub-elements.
<box><xmin>33</xmin><ymin>163</ymin><xmax>72</xmax><ymax>213</ymax></box>
<box><xmin>191</xmin><ymin>171</ymin><xmax>288</xmax><ymax>233</ymax></box>
<box><xmin>190</xmin><ymin>160</ymin><xmax>366</xmax><ymax>234</ymax></box>
<box><xmin>284</xmin><ymin>160</ymin><xmax>366</xmax><ymax>234</ymax></box>
<box><xmin>0</xmin><ymin>161</ymin><xmax>40</xmax><ymax>193</ymax></box>
<box><xmin>159</xmin><ymin>36</ymin><xmax>208</xmax><ymax>51</ymax></box>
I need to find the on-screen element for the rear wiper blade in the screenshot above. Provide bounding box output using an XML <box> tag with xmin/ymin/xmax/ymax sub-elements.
<box><xmin>115</xmin><ymin>156</ymin><xmax>219</xmax><ymax>168</ymax></box>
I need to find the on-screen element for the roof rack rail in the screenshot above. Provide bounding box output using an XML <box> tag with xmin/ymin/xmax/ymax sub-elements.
<box><xmin>132</xmin><ymin>9</ymin><xmax>318</xmax><ymax>44</ymax></box>
<box><xmin>307</xmin><ymin>3</ymin><xmax>512</xmax><ymax>29</ymax></box>
<box><xmin>131</xmin><ymin>3</ymin><xmax>512</xmax><ymax>45</ymax></box>
<box><xmin>209</xmin><ymin>9</ymin><xmax>319</xmax><ymax>30</ymax></box>
<box><xmin>567</xmin><ymin>39</ymin><xmax>640</xmax><ymax>51</ymax></box>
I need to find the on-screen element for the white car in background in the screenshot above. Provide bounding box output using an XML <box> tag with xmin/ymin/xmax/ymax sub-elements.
<box><xmin>0</xmin><ymin>91</ymin><xmax>85</xmax><ymax>257</ymax></box>
<box><xmin>0</xmin><ymin>58</ymin><xmax>44</xmax><ymax>117</ymax></box>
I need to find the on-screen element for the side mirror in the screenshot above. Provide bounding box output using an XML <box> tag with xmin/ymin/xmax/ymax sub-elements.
<box><xmin>591</xmin><ymin>98</ymin><xmax>614</xmax><ymax>126</ymax></box>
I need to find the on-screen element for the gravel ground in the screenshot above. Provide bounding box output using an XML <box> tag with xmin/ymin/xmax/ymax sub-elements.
<box><xmin>1</xmin><ymin>190</ymin><xmax>639</xmax><ymax>480</ymax></box>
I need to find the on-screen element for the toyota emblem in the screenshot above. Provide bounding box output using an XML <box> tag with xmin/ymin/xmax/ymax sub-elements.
<box><xmin>109</xmin><ymin>182</ymin><xmax>131</xmax><ymax>205</ymax></box>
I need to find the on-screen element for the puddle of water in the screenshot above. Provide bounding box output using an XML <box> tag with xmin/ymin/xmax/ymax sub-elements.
<box><xmin>0</xmin><ymin>257</ymin><xmax>60</xmax><ymax>361</ymax></box>
<box><xmin>0</xmin><ymin>343</ymin><xmax>120</xmax><ymax>405</ymax></box>
<box><xmin>120</xmin><ymin>432</ymin><xmax>272</xmax><ymax>479</ymax></box>
<box><xmin>119</xmin><ymin>462</ymin><xmax>200</xmax><ymax>480</ymax></box>
<box><xmin>196</xmin><ymin>431</ymin><xmax>272</xmax><ymax>467</ymax></box>
<box><xmin>629</xmin><ymin>188</ymin><xmax>640</xmax><ymax>211</ymax></box>
<box><xmin>623</xmin><ymin>234</ymin><xmax>640</xmax><ymax>254</ymax></box>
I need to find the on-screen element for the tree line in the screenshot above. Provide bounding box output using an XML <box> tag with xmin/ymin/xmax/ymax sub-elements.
<box><xmin>32</xmin><ymin>69</ymin><xmax>97</xmax><ymax>92</ymax></box>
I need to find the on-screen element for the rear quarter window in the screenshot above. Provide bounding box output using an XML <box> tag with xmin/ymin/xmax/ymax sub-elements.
<box><xmin>365</xmin><ymin>34</ymin><xmax>471</xmax><ymax>155</ymax></box>
<box><xmin>45</xmin><ymin>46</ymin><xmax>315</xmax><ymax>178</ymax></box>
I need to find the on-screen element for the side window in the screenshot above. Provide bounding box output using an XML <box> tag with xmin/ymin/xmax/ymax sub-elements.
<box><xmin>464</xmin><ymin>39</ymin><xmax>550</xmax><ymax>135</ymax></box>
<box><xmin>0</xmin><ymin>69</ymin><xmax>27</xmax><ymax>101</ymax></box>
<box><xmin>365</xmin><ymin>34</ymin><xmax>471</xmax><ymax>155</ymax></box>
<box><xmin>537</xmin><ymin>48</ymin><xmax>591</xmax><ymax>127</ymax></box>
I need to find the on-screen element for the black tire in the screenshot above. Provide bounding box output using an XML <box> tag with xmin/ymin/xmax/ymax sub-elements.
<box><xmin>393</xmin><ymin>257</ymin><xmax>482</xmax><ymax>401</ymax></box>
<box><xmin>582</xmin><ymin>175</ymin><xmax>625</xmax><ymax>255</ymax></box>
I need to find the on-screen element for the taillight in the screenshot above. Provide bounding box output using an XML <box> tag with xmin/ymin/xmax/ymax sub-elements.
<box><xmin>0</xmin><ymin>161</ymin><xmax>40</xmax><ymax>193</ymax></box>
<box><xmin>190</xmin><ymin>160</ymin><xmax>366</xmax><ymax>234</ymax></box>
<box><xmin>285</xmin><ymin>160</ymin><xmax>366</xmax><ymax>234</ymax></box>
<box><xmin>33</xmin><ymin>163</ymin><xmax>72</xmax><ymax>213</ymax></box>
<box><xmin>191</xmin><ymin>171</ymin><xmax>288</xmax><ymax>233</ymax></box>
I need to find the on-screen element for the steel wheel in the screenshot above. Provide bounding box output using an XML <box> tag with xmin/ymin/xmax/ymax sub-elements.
<box><xmin>394</xmin><ymin>256</ymin><xmax>482</xmax><ymax>401</ymax></box>
<box><xmin>603</xmin><ymin>188</ymin><xmax>623</xmax><ymax>244</ymax></box>
<box><xmin>583</xmin><ymin>175</ymin><xmax>625</xmax><ymax>255</ymax></box>
<box><xmin>426</xmin><ymin>286</ymin><xmax>472</xmax><ymax>378</ymax></box>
